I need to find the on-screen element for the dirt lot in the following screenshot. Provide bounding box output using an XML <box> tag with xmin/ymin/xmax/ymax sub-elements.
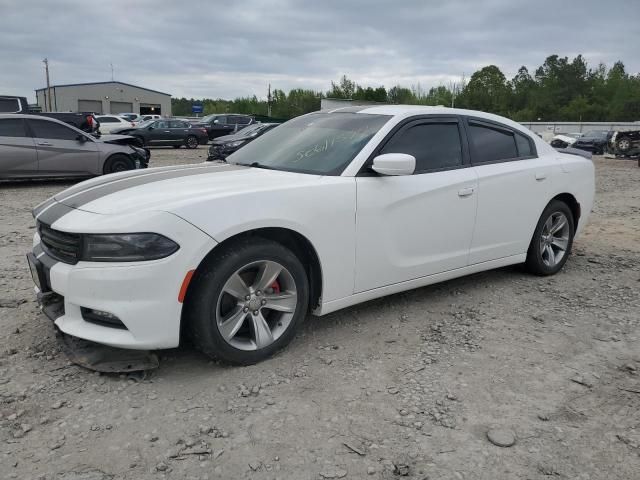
<box><xmin>1</xmin><ymin>148</ymin><xmax>639</xmax><ymax>480</ymax></box>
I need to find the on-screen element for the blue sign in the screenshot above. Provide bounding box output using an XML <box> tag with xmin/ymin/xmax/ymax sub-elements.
<box><xmin>192</xmin><ymin>104</ymin><xmax>203</xmax><ymax>114</ymax></box>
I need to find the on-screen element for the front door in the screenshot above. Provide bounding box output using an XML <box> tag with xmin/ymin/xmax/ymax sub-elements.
<box><xmin>355</xmin><ymin>117</ymin><xmax>478</xmax><ymax>293</ymax></box>
<box><xmin>0</xmin><ymin>118</ymin><xmax>38</xmax><ymax>178</ymax></box>
<box><xmin>26</xmin><ymin>118</ymin><xmax>99</xmax><ymax>176</ymax></box>
<box><xmin>146</xmin><ymin>120</ymin><xmax>174</xmax><ymax>145</ymax></box>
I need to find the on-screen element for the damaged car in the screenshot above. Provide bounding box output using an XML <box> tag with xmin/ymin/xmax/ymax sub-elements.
<box><xmin>0</xmin><ymin>114</ymin><xmax>149</xmax><ymax>179</ymax></box>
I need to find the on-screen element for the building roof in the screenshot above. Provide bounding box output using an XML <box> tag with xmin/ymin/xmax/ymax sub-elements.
<box><xmin>35</xmin><ymin>81</ymin><xmax>171</xmax><ymax>97</ymax></box>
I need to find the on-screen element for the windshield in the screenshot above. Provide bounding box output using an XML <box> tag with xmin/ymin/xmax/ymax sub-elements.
<box><xmin>238</xmin><ymin>124</ymin><xmax>266</xmax><ymax>137</ymax></box>
<box><xmin>135</xmin><ymin>120</ymin><xmax>155</xmax><ymax>128</ymax></box>
<box><xmin>228</xmin><ymin>113</ymin><xmax>390</xmax><ymax>175</ymax></box>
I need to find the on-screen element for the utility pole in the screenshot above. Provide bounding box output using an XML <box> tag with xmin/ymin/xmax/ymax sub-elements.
<box><xmin>43</xmin><ymin>58</ymin><xmax>52</xmax><ymax>112</ymax></box>
<box><xmin>267</xmin><ymin>83</ymin><xmax>272</xmax><ymax>118</ymax></box>
<box><xmin>110</xmin><ymin>63</ymin><xmax>114</xmax><ymax>81</ymax></box>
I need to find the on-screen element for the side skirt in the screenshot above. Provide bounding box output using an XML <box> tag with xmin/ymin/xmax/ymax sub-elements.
<box><xmin>314</xmin><ymin>254</ymin><xmax>526</xmax><ymax>316</ymax></box>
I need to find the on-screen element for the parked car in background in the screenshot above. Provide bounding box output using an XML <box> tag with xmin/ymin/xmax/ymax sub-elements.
<box><xmin>550</xmin><ymin>133</ymin><xmax>581</xmax><ymax>149</ymax></box>
<box><xmin>571</xmin><ymin>130</ymin><xmax>612</xmax><ymax>155</ymax></box>
<box><xmin>134</xmin><ymin>114</ymin><xmax>162</xmax><ymax>123</ymax></box>
<box><xmin>96</xmin><ymin>115</ymin><xmax>135</xmax><ymax>134</ymax></box>
<box><xmin>119</xmin><ymin>113</ymin><xmax>142</xmax><ymax>122</ymax></box>
<box><xmin>610</xmin><ymin>130</ymin><xmax>640</xmax><ymax>155</ymax></box>
<box><xmin>207</xmin><ymin>123</ymin><xmax>278</xmax><ymax>161</ymax></box>
<box><xmin>192</xmin><ymin>114</ymin><xmax>254</xmax><ymax>140</ymax></box>
<box><xmin>0</xmin><ymin>114</ymin><xmax>149</xmax><ymax>179</ymax></box>
<box><xmin>111</xmin><ymin>119</ymin><xmax>208</xmax><ymax>148</ymax></box>
<box><xmin>27</xmin><ymin>106</ymin><xmax>594</xmax><ymax>365</ymax></box>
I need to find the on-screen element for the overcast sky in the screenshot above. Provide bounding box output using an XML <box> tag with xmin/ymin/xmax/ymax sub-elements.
<box><xmin>2</xmin><ymin>0</ymin><xmax>639</xmax><ymax>102</ymax></box>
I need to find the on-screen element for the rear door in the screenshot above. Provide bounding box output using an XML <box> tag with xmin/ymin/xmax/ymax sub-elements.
<box><xmin>26</xmin><ymin>118</ymin><xmax>99</xmax><ymax>176</ymax></box>
<box><xmin>0</xmin><ymin>118</ymin><xmax>38</xmax><ymax>177</ymax></box>
<box><xmin>465</xmin><ymin>118</ymin><xmax>553</xmax><ymax>264</ymax></box>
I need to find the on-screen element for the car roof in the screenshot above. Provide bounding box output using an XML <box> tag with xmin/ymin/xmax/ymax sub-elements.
<box><xmin>323</xmin><ymin>104</ymin><xmax>534</xmax><ymax>136</ymax></box>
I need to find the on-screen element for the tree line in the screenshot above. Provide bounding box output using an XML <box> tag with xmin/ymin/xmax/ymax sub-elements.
<box><xmin>171</xmin><ymin>55</ymin><xmax>640</xmax><ymax>122</ymax></box>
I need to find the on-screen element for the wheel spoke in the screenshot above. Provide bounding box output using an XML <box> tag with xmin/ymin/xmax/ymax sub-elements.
<box><xmin>551</xmin><ymin>236</ymin><xmax>568</xmax><ymax>251</ymax></box>
<box><xmin>550</xmin><ymin>215</ymin><xmax>567</xmax><ymax>234</ymax></box>
<box><xmin>544</xmin><ymin>244</ymin><xmax>555</xmax><ymax>265</ymax></box>
<box><xmin>253</xmin><ymin>261</ymin><xmax>282</xmax><ymax>292</ymax></box>
<box><xmin>223</xmin><ymin>273</ymin><xmax>250</xmax><ymax>300</ymax></box>
<box><xmin>263</xmin><ymin>291</ymin><xmax>297</xmax><ymax>313</ymax></box>
<box><xmin>219</xmin><ymin>306</ymin><xmax>247</xmax><ymax>341</ymax></box>
<box><xmin>544</xmin><ymin>216</ymin><xmax>553</xmax><ymax>234</ymax></box>
<box><xmin>251</xmin><ymin>312</ymin><xmax>274</xmax><ymax>349</ymax></box>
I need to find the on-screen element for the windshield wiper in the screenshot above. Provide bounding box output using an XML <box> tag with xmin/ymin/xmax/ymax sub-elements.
<box><xmin>247</xmin><ymin>161</ymin><xmax>276</xmax><ymax>171</ymax></box>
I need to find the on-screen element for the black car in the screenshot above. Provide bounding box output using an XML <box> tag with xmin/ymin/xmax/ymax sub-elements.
<box><xmin>571</xmin><ymin>130</ymin><xmax>612</xmax><ymax>155</ymax></box>
<box><xmin>112</xmin><ymin>119</ymin><xmax>209</xmax><ymax>148</ymax></box>
<box><xmin>207</xmin><ymin>123</ymin><xmax>278</xmax><ymax>161</ymax></box>
<box><xmin>192</xmin><ymin>114</ymin><xmax>254</xmax><ymax>140</ymax></box>
<box><xmin>611</xmin><ymin>130</ymin><xmax>640</xmax><ymax>156</ymax></box>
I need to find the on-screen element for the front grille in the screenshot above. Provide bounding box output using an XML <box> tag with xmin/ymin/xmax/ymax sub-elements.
<box><xmin>38</xmin><ymin>222</ymin><xmax>82</xmax><ymax>264</ymax></box>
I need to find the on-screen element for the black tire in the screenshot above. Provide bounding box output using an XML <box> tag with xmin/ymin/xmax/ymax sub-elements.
<box><xmin>616</xmin><ymin>137</ymin><xmax>631</xmax><ymax>152</ymax></box>
<box><xmin>185</xmin><ymin>135</ymin><xmax>199</xmax><ymax>149</ymax></box>
<box><xmin>103</xmin><ymin>154</ymin><xmax>134</xmax><ymax>174</ymax></box>
<box><xmin>173</xmin><ymin>145</ymin><xmax>181</xmax><ymax>149</ymax></box>
<box><xmin>185</xmin><ymin>238</ymin><xmax>309</xmax><ymax>365</ymax></box>
<box><xmin>525</xmin><ymin>200</ymin><xmax>575</xmax><ymax>276</ymax></box>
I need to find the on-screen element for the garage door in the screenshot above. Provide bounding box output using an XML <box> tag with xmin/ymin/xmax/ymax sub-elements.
<box><xmin>110</xmin><ymin>101</ymin><xmax>133</xmax><ymax>114</ymax></box>
<box><xmin>78</xmin><ymin>99</ymin><xmax>102</xmax><ymax>114</ymax></box>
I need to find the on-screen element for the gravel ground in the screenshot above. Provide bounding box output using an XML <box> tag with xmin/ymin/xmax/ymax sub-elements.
<box><xmin>1</xmin><ymin>148</ymin><xmax>639</xmax><ymax>480</ymax></box>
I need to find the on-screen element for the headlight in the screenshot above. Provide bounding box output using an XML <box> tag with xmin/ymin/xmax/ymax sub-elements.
<box><xmin>226</xmin><ymin>140</ymin><xmax>245</xmax><ymax>148</ymax></box>
<box><xmin>81</xmin><ymin>233</ymin><xmax>179</xmax><ymax>262</ymax></box>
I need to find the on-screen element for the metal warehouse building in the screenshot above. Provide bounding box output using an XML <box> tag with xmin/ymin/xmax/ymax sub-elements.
<box><xmin>35</xmin><ymin>81</ymin><xmax>171</xmax><ymax>116</ymax></box>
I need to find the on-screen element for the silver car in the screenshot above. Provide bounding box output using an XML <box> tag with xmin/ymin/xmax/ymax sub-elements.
<box><xmin>0</xmin><ymin>114</ymin><xmax>149</xmax><ymax>179</ymax></box>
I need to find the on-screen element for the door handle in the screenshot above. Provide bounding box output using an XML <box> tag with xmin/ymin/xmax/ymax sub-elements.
<box><xmin>458</xmin><ymin>187</ymin><xmax>475</xmax><ymax>197</ymax></box>
<box><xmin>164</xmin><ymin>130</ymin><xmax>171</xmax><ymax>133</ymax></box>
<box><xmin>535</xmin><ymin>172</ymin><xmax>547</xmax><ymax>181</ymax></box>
<box><xmin>37</xmin><ymin>142</ymin><xmax>52</xmax><ymax>146</ymax></box>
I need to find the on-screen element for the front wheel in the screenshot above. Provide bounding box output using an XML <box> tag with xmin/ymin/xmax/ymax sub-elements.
<box><xmin>103</xmin><ymin>154</ymin><xmax>134</xmax><ymax>174</ymax></box>
<box><xmin>525</xmin><ymin>200</ymin><xmax>575</xmax><ymax>275</ymax></box>
<box><xmin>616</xmin><ymin>137</ymin><xmax>631</xmax><ymax>152</ymax></box>
<box><xmin>185</xmin><ymin>135</ymin><xmax>199</xmax><ymax>149</ymax></box>
<box><xmin>185</xmin><ymin>238</ymin><xmax>309</xmax><ymax>365</ymax></box>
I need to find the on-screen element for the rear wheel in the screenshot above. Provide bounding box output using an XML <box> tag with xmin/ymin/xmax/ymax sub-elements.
<box><xmin>616</xmin><ymin>137</ymin><xmax>631</xmax><ymax>152</ymax></box>
<box><xmin>185</xmin><ymin>238</ymin><xmax>309</xmax><ymax>365</ymax></box>
<box><xmin>103</xmin><ymin>154</ymin><xmax>134</xmax><ymax>174</ymax></box>
<box><xmin>185</xmin><ymin>135</ymin><xmax>199</xmax><ymax>149</ymax></box>
<box><xmin>525</xmin><ymin>200</ymin><xmax>575</xmax><ymax>275</ymax></box>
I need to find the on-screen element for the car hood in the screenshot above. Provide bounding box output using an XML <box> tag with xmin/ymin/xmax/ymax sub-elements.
<box><xmin>52</xmin><ymin>163</ymin><xmax>322</xmax><ymax>215</ymax></box>
<box><xmin>96</xmin><ymin>134</ymin><xmax>139</xmax><ymax>146</ymax></box>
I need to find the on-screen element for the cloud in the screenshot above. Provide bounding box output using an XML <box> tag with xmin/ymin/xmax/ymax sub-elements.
<box><xmin>1</xmin><ymin>0</ymin><xmax>638</xmax><ymax>102</ymax></box>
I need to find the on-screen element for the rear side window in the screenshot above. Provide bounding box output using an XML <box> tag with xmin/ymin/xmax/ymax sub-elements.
<box><xmin>0</xmin><ymin>118</ymin><xmax>27</xmax><ymax>137</ymax></box>
<box><xmin>169</xmin><ymin>121</ymin><xmax>187</xmax><ymax>128</ymax></box>
<box><xmin>0</xmin><ymin>98</ymin><xmax>21</xmax><ymax>113</ymax></box>
<box><xmin>515</xmin><ymin>132</ymin><xmax>533</xmax><ymax>157</ymax></box>
<box><xmin>468</xmin><ymin>123</ymin><xmax>518</xmax><ymax>163</ymax></box>
<box><xmin>236</xmin><ymin>116</ymin><xmax>251</xmax><ymax>125</ymax></box>
<box><xmin>28</xmin><ymin>119</ymin><xmax>79</xmax><ymax>141</ymax></box>
<box><xmin>99</xmin><ymin>117</ymin><xmax>119</xmax><ymax>123</ymax></box>
<box><xmin>381</xmin><ymin>122</ymin><xmax>463</xmax><ymax>173</ymax></box>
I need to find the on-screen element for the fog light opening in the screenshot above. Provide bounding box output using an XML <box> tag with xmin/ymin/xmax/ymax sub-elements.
<box><xmin>81</xmin><ymin>307</ymin><xmax>127</xmax><ymax>330</ymax></box>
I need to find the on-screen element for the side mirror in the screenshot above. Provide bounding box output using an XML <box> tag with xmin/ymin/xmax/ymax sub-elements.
<box><xmin>147</xmin><ymin>126</ymin><xmax>154</xmax><ymax>130</ymax></box>
<box><xmin>213</xmin><ymin>119</ymin><xmax>219</xmax><ymax>124</ymax></box>
<box><xmin>371</xmin><ymin>153</ymin><xmax>416</xmax><ymax>176</ymax></box>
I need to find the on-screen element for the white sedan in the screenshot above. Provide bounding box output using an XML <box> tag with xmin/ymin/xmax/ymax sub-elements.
<box><xmin>28</xmin><ymin>106</ymin><xmax>594</xmax><ymax>365</ymax></box>
<box><xmin>96</xmin><ymin>115</ymin><xmax>135</xmax><ymax>134</ymax></box>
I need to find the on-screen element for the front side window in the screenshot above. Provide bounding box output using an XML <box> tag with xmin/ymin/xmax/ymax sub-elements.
<box><xmin>28</xmin><ymin>119</ymin><xmax>79</xmax><ymax>141</ymax></box>
<box><xmin>469</xmin><ymin>123</ymin><xmax>518</xmax><ymax>163</ymax></box>
<box><xmin>0</xmin><ymin>118</ymin><xmax>27</xmax><ymax>137</ymax></box>
<box><xmin>228</xmin><ymin>112</ymin><xmax>391</xmax><ymax>175</ymax></box>
<box><xmin>0</xmin><ymin>98</ymin><xmax>20</xmax><ymax>113</ymax></box>
<box><xmin>169</xmin><ymin>120</ymin><xmax>187</xmax><ymax>128</ymax></box>
<box><xmin>380</xmin><ymin>121</ymin><xmax>463</xmax><ymax>172</ymax></box>
<box><xmin>155</xmin><ymin>121</ymin><xmax>169</xmax><ymax>129</ymax></box>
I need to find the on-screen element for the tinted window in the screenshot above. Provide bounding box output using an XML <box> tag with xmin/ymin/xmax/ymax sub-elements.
<box><xmin>515</xmin><ymin>133</ymin><xmax>533</xmax><ymax>157</ymax></box>
<box><xmin>169</xmin><ymin>120</ymin><xmax>187</xmax><ymax>128</ymax></box>
<box><xmin>214</xmin><ymin>116</ymin><xmax>227</xmax><ymax>125</ymax></box>
<box><xmin>236</xmin><ymin>116</ymin><xmax>251</xmax><ymax>125</ymax></box>
<box><xmin>381</xmin><ymin>122</ymin><xmax>462</xmax><ymax>172</ymax></box>
<box><xmin>0</xmin><ymin>98</ymin><xmax>20</xmax><ymax>113</ymax></box>
<box><xmin>99</xmin><ymin>117</ymin><xmax>119</xmax><ymax>123</ymax></box>
<box><xmin>28</xmin><ymin>119</ymin><xmax>79</xmax><ymax>140</ymax></box>
<box><xmin>0</xmin><ymin>118</ymin><xmax>27</xmax><ymax>137</ymax></box>
<box><xmin>155</xmin><ymin>121</ymin><xmax>169</xmax><ymax>128</ymax></box>
<box><xmin>469</xmin><ymin>123</ymin><xmax>517</xmax><ymax>163</ymax></box>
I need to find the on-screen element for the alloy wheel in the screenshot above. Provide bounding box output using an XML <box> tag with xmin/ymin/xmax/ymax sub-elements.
<box><xmin>539</xmin><ymin>212</ymin><xmax>570</xmax><ymax>267</ymax></box>
<box><xmin>215</xmin><ymin>260</ymin><xmax>297</xmax><ymax>351</ymax></box>
<box><xmin>187</xmin><ymin>136</ymin><xmax>198</xmax><ymax>148</ymax></box>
